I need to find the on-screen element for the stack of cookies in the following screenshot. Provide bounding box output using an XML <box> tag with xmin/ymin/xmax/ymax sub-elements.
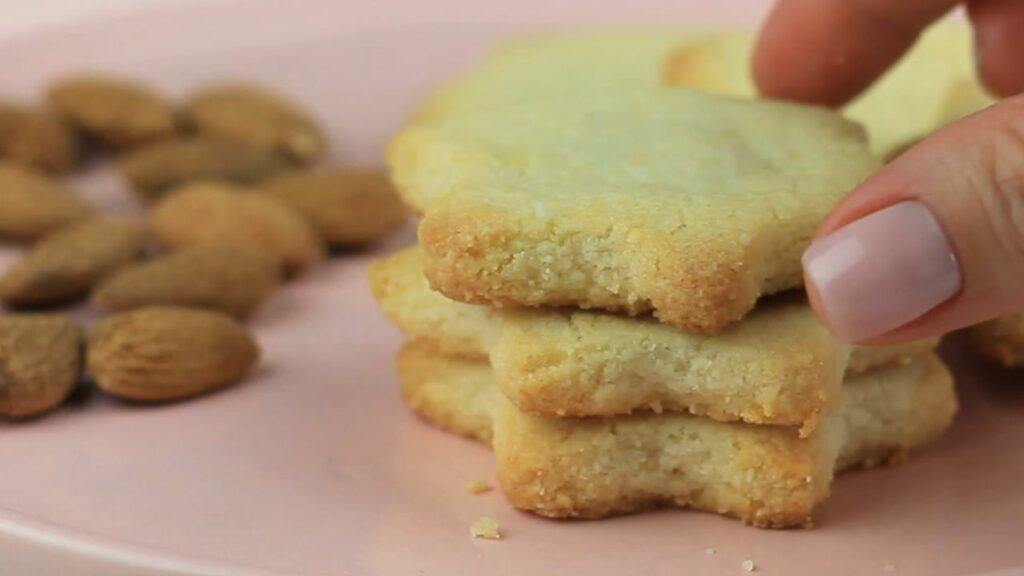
<box><xmin>371</xmin><ymin>34</ymin><xmax>958</xmax><ymax>528</ymax></box>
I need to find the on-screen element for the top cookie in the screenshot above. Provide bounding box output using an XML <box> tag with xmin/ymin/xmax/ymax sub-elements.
<box><xmin>663</xmin><ymin>25</ymin><xmax>992</xmax><ymax>157</ymax></box>
<box><xmin>390</xmin><ymin>87</ymin><xmax>877</xmax><ymax>332</ymax></box>
<box><xmin>404</xmin><ymin>30</ymin><xmax>699</xmax><ymax>212</ymax></box>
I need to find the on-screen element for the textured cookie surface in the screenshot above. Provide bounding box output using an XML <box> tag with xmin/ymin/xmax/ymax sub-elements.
<box><xmin>391</xmin><ymin>86</ymin><xmax>876</xmax><ymax>333</ymax></box>
<box><xmin>847</xmin><ymin>339</ymin><xmax>940</xmax><ymax>375</ymax></box>
<box><xmin>968</xmin><ymin>312</ymin><xmax>1024</xmax><ymax>367</ymax></box>
<box><xmin>408</xmin><ymin>30</ymin><xmax>701</xmax><ymax>214</ymax></box>
<box><xmin>662</xmin><ymin>25</ymin><xmax>992</xmax><ymax>156</ymax></box>
<box><xmin>416</xmin><ymin>30</ymin><xmax>697</xmax><ymax>124</ymax></box>
<box><xmin>397</xmin><ymin>344</ymin><xmax>496</xmax><ymax>444</ymax></box>
<box><xmin>371</xmin><ymin>247</ymin><xmax>937</xmax><ymax>430</ymax></box>
<box><xmin>396</xmin><ymin>344</ymin><xmax>957</xmax><ymax>528</ymax></box>
<box><xmin>370</xmin><ymin>246</ymin><xmax>498</xmax><ymax>360</ymax></box>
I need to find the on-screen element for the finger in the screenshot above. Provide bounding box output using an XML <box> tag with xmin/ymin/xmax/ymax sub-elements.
<box><xmin>753</xmin><ymin>0</ymin><xmax>960</xmax><ymax>106</ymax></box>
<box><xmin>802</xmin><ymin>94</ymin><xmax>1024</xmax><ymax>344</ymax></box>
<box><xmin>969</xmin><ymin>0</ymin><xmax>1024</xmax><ymax>96</ymax></box>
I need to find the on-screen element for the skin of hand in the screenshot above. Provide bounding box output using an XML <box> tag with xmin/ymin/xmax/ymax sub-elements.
<box><xmin>752</xmin><ymin>0</ymin><xmax>1024</xmax><ymax>345</ymax></box>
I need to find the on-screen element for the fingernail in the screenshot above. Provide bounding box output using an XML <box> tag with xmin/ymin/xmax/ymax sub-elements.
<box><xmin>802</xmin><ymin>201</ymin><xmax>961</xmax><ymax>342</ymax></box>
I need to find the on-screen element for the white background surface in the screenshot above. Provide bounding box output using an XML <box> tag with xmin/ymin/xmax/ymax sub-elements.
<box><xmin>0</xmin><ymin>0</ymin><xmax>222</xmax><ymax>37</ymax></box>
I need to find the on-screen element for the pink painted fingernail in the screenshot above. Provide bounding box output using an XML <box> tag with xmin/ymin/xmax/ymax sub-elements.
<box><xmin>802</xmin><ymin>201</ymin><xmax>961</xmax><ymax>342</ymax></box>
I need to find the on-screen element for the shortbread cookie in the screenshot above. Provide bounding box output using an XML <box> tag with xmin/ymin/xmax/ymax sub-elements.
<box><xmin>370</xmin><ymin>246</ymin><xmax>497</xmax><ymax>360</ymax></box>
<box><xmin>662</xmin><ymin>25</ymin><xmax>992</xmax><ymax>156</ymax></box>
<box><xmin>390</xmin><ymin>87</ymin><xmax>877</xmax><ymax>333</ymax></box>
<box><xmin>846</xmin><ymin>339</ymin><xmax>941</xmax><ymax>375</ymax></box>
<box><xmin>490</xmin><ymin>310</ymin><xmax>933</xmax><ymax>432</ymax></box>
<box><xmin>834</xmin><ymin>356</ymin><xmax>958</xmax><ymax>470</ymax></box>
<box><xmin>410</xmin><ymin>30</ymin><xmax>704</xmax><ymax>215</ymax></box>
<box><xmin>967</xmin><ymin>312</ymin><xmax>1024</xmax><ymax>367</ymax></box>
<box><xmin>396</xmin><ymin>344</ymin><xmax>957</xmax><ymax>528</ymax></box>
<box><xmin>397</xmin><ymin>343</ymin><xmax>497</xmax><ymax>444</ymax></box>
<box><xmin>371</xmin><ymin>247</ymin><xmax>938</xmax><ymax>431</ymax></box>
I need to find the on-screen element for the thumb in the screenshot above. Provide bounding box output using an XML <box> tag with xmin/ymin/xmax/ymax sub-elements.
<box><xmin>802</xmin><ymin>94</ymin><xmax>1024</xmax><ymax>344</ymax></box>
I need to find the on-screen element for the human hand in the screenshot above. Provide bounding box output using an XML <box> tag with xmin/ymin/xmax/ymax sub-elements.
<box><xmin>753</xmin><ymin>0</ymin><xmax>1024</xmax><ymax>344</ymax></box>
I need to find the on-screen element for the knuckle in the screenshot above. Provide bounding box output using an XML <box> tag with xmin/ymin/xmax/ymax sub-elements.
<box><xmin>966</xmin><ymin>107</ymin><xmax>1024</xmax><ymax>264</ymax></box>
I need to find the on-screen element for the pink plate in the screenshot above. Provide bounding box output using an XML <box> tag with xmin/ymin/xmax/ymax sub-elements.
<box><xmin>0</xmin><ymin>2</ymin><xmax>1022</xmax><ymax>575</ymax></box>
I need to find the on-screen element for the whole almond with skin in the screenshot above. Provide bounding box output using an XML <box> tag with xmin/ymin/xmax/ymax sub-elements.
<box><xmin>0</xmin><ymin>314</ymin><xmax>83</xmax><ymax>418</ymax></box>
<box><xmin>0</xmin><ymin>103</ymin><xmax>77</xmax><ymax>174</ymax></box>
<box><xmin>182</xmin><ymin>84</ymin><xmax>326</xmax><ymax>163</ymax></box>
<box><xmin>88</xmin><ymin>307</ymin><xmax>260</xmax><ymax>402</ymax></box>
<box><xmin>0</xmin><ymin>218</ymin><xmax>147</xmax><ymax>308</ymax></box>
<box><xmin>151</xmin><ymin>182</ymin><xmax>324</xmax><ymax>275</ymax></box>
<box><xmin>120</xmin><ymin>136</ymin><xmax>295</xmax><ymax>201</ymax></box>
<box><xmin>49</xmin><ymin>75</ymin><xmax>176</xmax><ymax>148</ymax></box>
<box><xmin>258</xmin><ymin>168</ymin><xmax>407</xmax><ymax>248</ymax></box>
<box><xmin>0</xmin><ymin>162</ymin><xmax>93</xmax><ymax>242</ymax></box>
<box><xmin>92</xmin><ymin>244</ymin><xmax>281</xmax><ymax>318</ymax></box>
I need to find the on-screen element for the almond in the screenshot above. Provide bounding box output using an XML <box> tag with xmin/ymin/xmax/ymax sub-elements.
<box><xmin>182</xmin><ymin>84</ymin><xmax>326</xmax><ymax>163</ymax></box>
<box><xmin>150</xmin><ymin>182</ymin><xmax>324</xmax><ymax>275</ymax></box>
<box><xmin>0</xmin><ymin>314</ymin><xmax>83</xmax><ymax>418</ymax></box>
<box><xmin>49</xmin><ymin>75</ymin><xmax>176</xmax><ymax>148</ymax></box>
<box><xmin>0</xmin><ymin>218</ymin><xmax>147</xmax><ymax>308</ymax></box>
<box><xmin>88</xmin><ymin>306</ymin><xmax>260</xmax><ymax>402</ymax></box>
<box><xmin>0</xmin><ymin>162</ymin><xmax>93</xmax><ymax>242</ymax></box>
<box><xmin>258</xmin><ymin>168</ymin><xmax>407</xmax><ymax>248</ymax></box>
<box><xmin>120</xmin><ymin>136</ymin><xmax>295</xmax><ymax>201</ymax></box>
<box><xmin>0</xmin><ymin>103</ymin><xmax>77</xmax><ymax>174</ymax></box>
<box><xmin>92</xmin><ymin>244</ymin><xmax>281</xmax><ymax>318</ymax></box>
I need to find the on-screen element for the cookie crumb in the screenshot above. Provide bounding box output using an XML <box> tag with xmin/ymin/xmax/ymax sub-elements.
<box><xmin>466</xmin><ymin>480</ymin><xmax>492</xmax><ymax>494</ymax></box>
<box><xmin>705</xmin><ymin>547</ymin><xmax>716</xmax><ymax>556</ymax></box>
<box><xmin>741</xmin><ymin>559</ymin><xmax>756</xmax><ymax>572</ymax></box>
<box><xmin>470</xmin><ymin>516</ymin><xmax>501</xmax><ymax>540</ymax></box>
<box><xmin>883</xmin><ymin>564</ymin><xmax>896</xmax><ymax>573</ymax></box>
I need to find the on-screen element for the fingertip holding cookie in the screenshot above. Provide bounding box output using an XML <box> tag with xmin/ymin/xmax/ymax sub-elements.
<box><xmin>802</xmin><ymin>201</ymin><xmax>961</xmax><ymax>343</ymax></box>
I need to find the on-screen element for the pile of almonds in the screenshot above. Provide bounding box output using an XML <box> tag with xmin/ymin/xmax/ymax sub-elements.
<box><xmin>0</xmin><ymin>75</ymin><xmax>407</xmax><ymax>419</ymax></box>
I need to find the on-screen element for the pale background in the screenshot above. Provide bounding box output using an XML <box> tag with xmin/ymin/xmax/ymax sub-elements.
<box><xmin>0</xmin><ymin>0</ymin><xmax>219</xmax><ymax>37</ymax></box>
